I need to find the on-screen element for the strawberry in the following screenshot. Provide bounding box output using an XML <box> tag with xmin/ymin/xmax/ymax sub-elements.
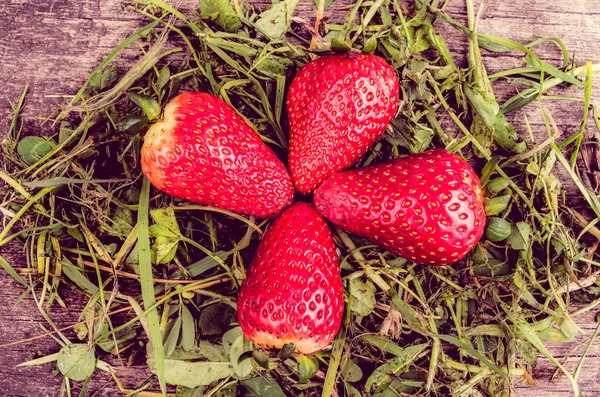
<box><xmin>141</xmin><ymin>92</ymin><xmax>294</xmax><ymax>218</ymax></box>
<box><xmin>287</xmin><ymin>52</ymin><xmax>400</xmax><ymax>194</ymax></box>
<box><xmin>237</xmin><ymin>202</ymin><xmax>344</xmax><ymax>354</ymax></box>
<box><xmin>314</xmin><ymin>149</ymin><xmax>485</xmax><ymax>266</ymax></box>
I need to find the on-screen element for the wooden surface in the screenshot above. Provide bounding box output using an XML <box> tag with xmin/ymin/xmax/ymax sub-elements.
<box><xmin>1</xmin><ymin>0</ymin><xmax>600</xmax><ymax>396</ymax></box>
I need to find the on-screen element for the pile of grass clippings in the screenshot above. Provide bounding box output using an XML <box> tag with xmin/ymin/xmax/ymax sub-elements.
<box><xmin>2</xmin><ymin>0</ymin><xmax>600</xmax><ymax>396</ymax></box>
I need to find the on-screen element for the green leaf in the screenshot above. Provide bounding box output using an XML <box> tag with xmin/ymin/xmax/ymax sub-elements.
<box><xmin>465</xmin><ymin>86</ymin><xmax>499</xmax><ymax>129</ymax></box>
<box><xmin>278</xmin><ymin>343</ymin><xmax>295</xmax><ymax>359</ymax></box>
<box><xmin>486</xmin><ymin>217</ymin><xmax>512</xmax><ymax>241</ymax></box>
<box><xmin>149</xmin><ymin>206</ymin><xmax>182</xmax><ymax>264</ymax></box>
<box><xmin>331</xmin><ymin>38</ymin><xmax>352</xmax><ymax>52</ymax></box>
<box><xmin>180</xmin><ymin>305</ymin><xmax>196</xmax><ymax>352</ymax></box>
<box><xmin>252</xmin><ymin>350</ymin><xmax>270</xmax><ymax>369</ymax></box>
<box><xmin>185</xmin><ymin>250</ymin><xmax>230</xmax><ymax>278</ymax></box>
<box><xmin>255</xmin><ymin>57</ymin><xmax>293</xmax><ymax>76</ymax></box>
<box><xmin>492</xmin><ymin>113</ymin><xmax>528</xmax><ymax>154</ymax></box>
<box><xmin>18</xmin><ymin>352</ymin><xmax>59</xmax><ymax>368</ymax></box>
<box><xmin>365</xmin><ymin>343</ymin><xmax>428</xmax><ymax>393</ymax></box>
<box><xmin>484</xmin><ymin>194</ymin><xmax>511</xmax><ymax>216</ymax></box>
<box><xmin>349</xmin><ymin>278</ymin><xmax>376</xmax><ymax>316</ymax></box>
<box><xmin>157</xmin><ymin>65</ymin><xmax>171</xmax><ymax>92</ymax></box>
<box><xmin>241</xmin><ymin>376</ymin><xmax>286</xmax><ymax>397</ymax></box>
<box><xmin>255</xmin><ymin>0</ymin><xmax>299</xmax><ymax>39</ymax></box>
<box><xmin>151</xmin><ymin>205</ymin><xmax>180</xmax><ymax>231</ymax></box>
<box><xmin>199</xmin><ymin>303</ymin><xmax>235</xmax><ymax>335</ymax></box>
<box><xmin>519</xmin><ymin>340</ymin><xmax>538</xmax><ymax>368</ymax></box>
<box><xmin>167</xmin><ymin>343</ymin><xmax>228</xmax><ymax>362</ymax></box>
<box><xmin>229</xmin><ymin>333</ymin><xmax>253</xmax><ymax>378</ymax></box>
<box><xmin>199</xmin><ymin>0</ymin><xmax>241</xmax><ymax>32</ymax></box>
<box><xmin>89</xmin><ymin>65</ymin><xmax>118</xmax><ymax>90</ymax></box>
<box><xmin>56</xmin><ymin>344</ymin><xmax>96</xmax><ymax>381</ymax></box>
<box><xmin>17</xmin><ymin>136</ymin><xmax>54</xmax><ymax>165</ymax></box>
<box><xmin>345</xmin><ymin>383</ymin><xmax>362</xmax><ymax>397</ymax></box>
<box><xmin>380</xmin><ymin>6</ymin><xmax>392</xmax><ymax>27</ymax></box>
<box><xmin>298</xmin><ymin>355</ymin><xmax>319</xmax><ymax>383</ymax></box>
<box><xmin>341</xmin><ymin>359</ymin><xmax>363</xmax><ymax>382</ymax></box>
<box><xmin>164</xmin><ymin>316</ymin><xmax>182</xmax><ymax>357</ymax></box>
<box><xmin>148</xmin><ymin>358</ymin><xmax>235</xmax><ymax>388</ymax></box>
<box><xmin>62</xmin><ymin>258</ymin><xmax>99</xmax><ymax>296</ymax></box>
<box><xmin>117</xmin><ymin>115</ymin><xmax>148</xmax><ymax>135</ymax></box>
<box><xmin>363</xmin><ymin>37</ymin><xmax>378</xmax><ymax>53</ymax></box>
<box><xmin>507</xmin><ymin>222</ymin><xmax>531</xmax><ymax>250</ymax></box>
<box><xmin>223</xmin><ymin>327</ymin><xmax>243</xmax><ymax>355</ymax></box>
<box><xmin>128</xmin><ymin>92</ymin><xmax>161</xmax><ymax>121</ymax></box>
<box><xmin>389</xmin><ymin>294</ymin><xmax>427</xmax><ymax>334</ymax></box>
<box><xmin>100</xmin><ymin>65</ymin><xmax>119</xmax><ymax>90</ymax></box>
<box><xmin>465</xmin><ymin>88</ymin><xmax>527</xmax><ymax>155</ymax></box>
<box><xmin>175</xmin><ymin>386</ymin><xmax>206</xmax><ymax>397</ymax></box>
<box><xmin>485</xmin><ymin>177</ymin><xmax>510</xmax><ymax>195</ymax></box>
<box><xmin>58</xmin><ymin>121</ymin><xmax>75</xmax><ymax>145</ymax></box>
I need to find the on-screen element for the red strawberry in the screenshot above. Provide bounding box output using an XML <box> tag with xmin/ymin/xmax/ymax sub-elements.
<box><xmin>237</xmin><ymin>202</ymin><xmax>344</xmax><ymax>354</ymax></box>
<box><xmin>141</xmin><ymin>92</ymin><xmax>294</xmax><ymax>218</ymax></box>
<box><xmin>287</xmin><ymin>52</ymin><xmax>400</xmax><ymax>194</ymax></box>
<box><xmin>314</xmin><ymin>149</ymin><xmax>485</xmax><ymax>266</ymax></box>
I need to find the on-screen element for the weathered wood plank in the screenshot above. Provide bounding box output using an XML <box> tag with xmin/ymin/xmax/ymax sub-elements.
<box><xmin>1</xmin><ymin>1</ymin><xmax>600</xmax><ymax>396</ymax></box>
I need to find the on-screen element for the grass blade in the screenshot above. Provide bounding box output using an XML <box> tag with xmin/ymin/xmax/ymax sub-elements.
<box><xmin>0</xmin><ymin>255</ymin><xmax>28</xmax><ymax>287</ymax></box>
<box><xmin>321</xmin><ymin>302</ymin><xmax>350</xmax><ymax>397</ymax></box>
<box><xmin>9</xmin><ymin>83</ymin><xmax>28</xmax><ymax>140</ymax></box>
<box><xmin>138</xmin><ymin>177</ymin><xmax>167</xmax><ymax>395</ymax></box>
<box><xmin>434</xmin><ymin>334</ymin><xmax>505</xmax><ymax>377</ymax></box>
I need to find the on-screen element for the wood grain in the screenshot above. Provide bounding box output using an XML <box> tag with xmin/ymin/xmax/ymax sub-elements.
<box><xmin>1</xmin><ymin>0</ymin><xmax>599</xmax><ymax>396</ymax></box>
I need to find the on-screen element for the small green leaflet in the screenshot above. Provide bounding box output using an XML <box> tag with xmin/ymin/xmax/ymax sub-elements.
<box><xmin>365</xmin><ymin>343</ymin><xmax>428</xmax><ymax>393</ymax></box>
<box><xmin>56</xmin><ymin>344</ymin><xmax>97</xmax><ymax>381</ymax></box>
<box><xmin>229</xmin><ymin>332</ymin><xmax>253</xmax><ymax>378</ymax></box>
<box><xmin>167</xmin><ymin>343</ymin><xmax>229</xmax><ymax>362</ymax></box>
<box><xmin>255</xmin><ymin>0</ymin><xmax>300</xmax><ymax>39</ymax></box>
<box><xmin>223</xmin><ymin>327</ymin><xmax>243</xmax><ymax>356</ymax></box>
<box><xmin>241</xmin><ymin>376</ymin><xmax>286</xmax><ymax>397</ymax></box>
<box><xmin>148</xmin><ymin>206</ymin><xmax>181</xmax><ymax>264</ymax></box>
<box><xmin>157</xmin><ymin>65</ymin><xmax>171</xmax><ymax>93</ymax></box>
<box><xmin>148</xmin><ymin>358</ymin><xmax>235</xmax><ymax>388</ymax></box>
<box><xmin>180</xmin><ymin>305</ymin><xmax>196</xmax><ymax>352</ymax></box>
<box><xmin>507</xmin><ymin>221</ymin><xmax>531</xmax><ymax>250</ymax></box>
<box><xmin>484</xmin><ymin>194</ymin><xmax>511</xmax><ymax>216</ymax></box>
<box><xmin>128</xmin><ymin>92</ymin><xmax>160</xmax><ymax>121</ymax></box>
<box><xmin>341</xmin><ymin>358</ymin><xmax>363</xmax><ymax>382</ymax></box>
<box><xmin>89</xmin><ymin>64</ymin><xmax>118</xmax><ymax>91</ymax></box>
<box><xmin>298</xmin><ymin>355</ymin><xmax>319</xmax><ymax>383</ymax></box>
<box><xmin>199</xmin><ymin>0</ymin><xmax>241</xmax><ymax>33</ymax></box>
<box><xmin>117</xmin><ymin>115</ymin><xmax>148</xmax><ymax>135</ymax></box>
<box><xmin>17</xmin><ymin>136</ymin><xmax>53</xmax><ymax>165</ymax></box>
<box><xmin>164</xmin><ymin>316</ymin><xmax>182</xmax><ymax>357</ymax></box>
<box><xmin>349</xmin><ymin>278</ymin><xmax>376</xmax><ymax>316</ymax></box>
<box><xmin>199</xmin><ymin>303</ymin><xmax>236</xmax><ymax>335</ymax></box>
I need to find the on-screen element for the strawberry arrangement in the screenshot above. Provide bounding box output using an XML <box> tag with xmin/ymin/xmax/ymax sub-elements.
<box><xmin>142</xmin><ymin>49</ymin><xmax>487</xmax><ymax>356</ymax></box>
<box><xmin>2</xmin><ymin>1</ymin><xmax>600</xmax><ymax>396</ymax></box>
